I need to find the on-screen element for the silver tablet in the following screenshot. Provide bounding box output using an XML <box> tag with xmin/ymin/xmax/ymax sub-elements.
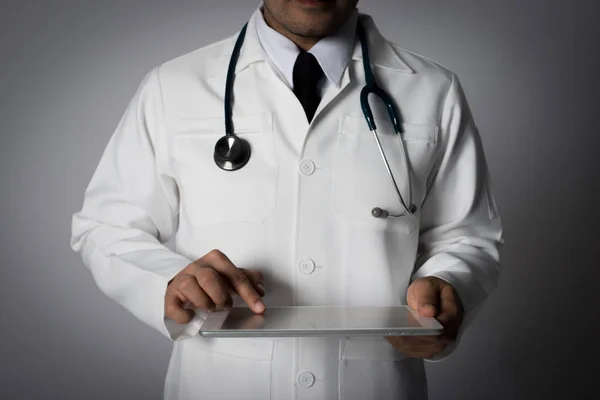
<box><xmin>199</xmin><ymin>306</ymin><xmax>443</xmax><ymax>337</ymax></box>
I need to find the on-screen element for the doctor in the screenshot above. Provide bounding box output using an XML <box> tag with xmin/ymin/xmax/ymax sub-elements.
<box><xmin>71</xmin><ymin>0</ymin><xmax>502</xmax><ymax>399</ymax></box>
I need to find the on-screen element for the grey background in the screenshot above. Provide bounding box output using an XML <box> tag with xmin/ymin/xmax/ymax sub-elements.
<box><xmin>1</xmin><ymin>0</ymin><xmax>598</xmax><ymax>399</ymax></box>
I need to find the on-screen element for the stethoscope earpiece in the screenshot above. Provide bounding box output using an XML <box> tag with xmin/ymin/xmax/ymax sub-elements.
<box><xmin>214</xmin><ymin>135</ymin><xmax>251</xmax><ymax>171</ymax></box>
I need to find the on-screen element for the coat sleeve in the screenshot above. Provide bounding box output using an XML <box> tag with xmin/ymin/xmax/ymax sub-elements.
<box><xmin>411</xmin><ymin>73</ymin><xmax>504</xmax><ymax>361</ymax></box>
<box><xmin>70</xmin><ymin>67</ymin><xmax>204</xmax><ymax>341</ymax></box>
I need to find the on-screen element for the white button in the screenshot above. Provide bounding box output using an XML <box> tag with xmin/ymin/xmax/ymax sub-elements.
<box><xmin>297</xmin><ymin>371</ymin><xmax>316</xmax><ymax>388</ymax></box>
<box><xmin>298</xmin><ymin>258</ymin><xmax>316</xmax><ymax>275</ymax></box>
<box><xmin>299</xmin><ymin>159</ymin><xmax>316</xmax><ymax>176</ymax></box>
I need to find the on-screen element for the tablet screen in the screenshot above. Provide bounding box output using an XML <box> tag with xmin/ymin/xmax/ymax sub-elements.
<box><xmin>200</xmin><ymin>306</ymin><xmax>442</xmax><ymax>337</ymax></box>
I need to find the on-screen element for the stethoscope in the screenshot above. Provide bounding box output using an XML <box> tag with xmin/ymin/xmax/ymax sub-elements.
<box><xmin>213</xmin><ymin>21</ymin><xmax>417</xmax><ymax>219</ymax></box>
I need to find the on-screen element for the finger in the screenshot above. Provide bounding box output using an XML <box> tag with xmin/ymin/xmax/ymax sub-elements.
<box><xmin>410</xmin><ymin>278</ymin><xmax>441</xmax><ymax>317</ymax></box>
<box><xmin>385</xmin><ymin>336</ymin><xmax>449</xmax><ymax>358</ymax></box>
<box><xmin>206</xmin><ymin>250</ymin><xmax>265</xmax><ymax>314</ymax></box>
<box><xmin>193</xmin><ymin>266</ymin><xmax>232</xmax><ymax>310</ymax></box>
<box><xmin>386</xmin><ymin>334</ymin><xmax>446</xmax><ymax>347</ymax></box>
<box><xmin>213</xmin><ymin>277</ymin><xmax>239</xmax><ymax>308</ymax></box>
<box><xmin>404</xmin><ymin>343</ymin><xmax>448</xmax><ymax>359</ymax></box>
<box><xmin>436</xmin><ymin>284</ymin><xmax>460</xmax><ymax>325</ymax></box>
<box><xmin>212</xmin><ymin>274</ymin><xmax>236</xmax><ymax>311</ymax></box>
<box><xmin>176</xmin><ymin>273</ymin><xmax>215</xmax><ymax>311</ymax></box>
<box><xmin>239</xmin><ymin>268</ymin><xmax>265</xmax><ymax>296</ymax></box>
<box><xmin>386</xmin><ymin>339</ymin><xmax>447</xmax><ymax>358</ymax></box>
<box><xmin>436</xmin><ymin>285</ymin><xmax>463</xmax><ymax>340</ymax></box>
<box><xmin>386</xmin><ymin>335</ymin><xmax>437</xmax><ymax>348</ymax></box>
<box><xmin>403</xmin><ymin>335</ymin><xmax>444</xmax><ymax>345</ymax></box>
<box><xmin>164</xmin><ymin>294</ymin><xmax>195</xmax><ymax>324</ymax></box>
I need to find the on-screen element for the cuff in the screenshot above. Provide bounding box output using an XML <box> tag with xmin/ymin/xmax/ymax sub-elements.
<box><xmin>151</xmin><ymin>262</ymin><xmax>208</xmax><ymax>341</ymax></box>
<box><xmin>163</xmin><ymin>310</ymin><xmax>210</xmax><ymax>341</ymax></box>
<box><xmin>107</xmin><ymin>249</ymin><xmax>199</xmax><ymax>341</ymax></box>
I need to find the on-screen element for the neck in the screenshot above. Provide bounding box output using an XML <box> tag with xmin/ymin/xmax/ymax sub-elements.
<box><xmin>262</xmin><ymin>8</ymin><xmax>321</xmax><ymax>51</ymax></box>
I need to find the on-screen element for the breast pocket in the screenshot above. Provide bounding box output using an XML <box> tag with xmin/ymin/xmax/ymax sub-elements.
<box><xmin>172</xmin><ymin>112</ymin><xmax>279</xmax><ymax>227</ymax></box>
<box><xmin>332</xmin><ymin>115</ymin><xmax>438</xmax><ymax>234</ymax></box>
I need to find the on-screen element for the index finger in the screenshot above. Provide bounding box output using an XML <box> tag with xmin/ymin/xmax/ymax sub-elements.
<box><xmin>205</xmin><ymin>250</ymin><xmax>265</xmax><ymax>314</ymax></box>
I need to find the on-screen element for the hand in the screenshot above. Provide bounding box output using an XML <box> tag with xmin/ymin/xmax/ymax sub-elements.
<box><xmin>164</xmin><ymin>249</ymin><xmax>266</xmax><ymax>324</ymax></box>
<box><xmin>386</xmin><ymin>276</ymin><xmax>463</xmax><ymax>359</ymax></box>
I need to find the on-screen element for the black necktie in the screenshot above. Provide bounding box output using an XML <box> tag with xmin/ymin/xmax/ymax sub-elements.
<box><xmin>292</xmin><ymin>52</ymin><xmax>324</xmax><ymax>123</ymax></box>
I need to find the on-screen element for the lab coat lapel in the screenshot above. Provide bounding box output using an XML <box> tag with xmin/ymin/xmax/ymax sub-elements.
<box><xmin>312</xmin><ymin>13</ymin><xmax>414</xmax><ymax>124</ymax></box>
<box><xmin>313</xmin><ymin>62</ymin><xmax>352</xmax><ymax>124</ymax></box>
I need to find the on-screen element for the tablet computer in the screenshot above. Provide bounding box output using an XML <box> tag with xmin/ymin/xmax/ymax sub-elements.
<box><xmin>198</xmin><ymin>306</ymin><xmax>443</xmax><ymax>337</ymax></box>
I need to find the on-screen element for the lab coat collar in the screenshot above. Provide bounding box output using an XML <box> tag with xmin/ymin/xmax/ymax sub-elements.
<box><xmin>351</xmin><ymin>14</ymin><xmax>414</xmax><ymax>74</ymax></box>
<box><xmin>208</xmin><ymin>10</ymin><xmax>413</xmax><ymax>80</ymax></box>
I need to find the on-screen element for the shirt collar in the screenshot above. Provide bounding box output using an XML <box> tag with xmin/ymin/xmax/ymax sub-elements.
<box><xmin>207</xmin><ymin>10</ymin><xmax>413</xmax><ymax>82</ymax></box>
<box><xmin>255</xmin><ymin>5</ymin><xmax>358</xmax><ymax>88</ymax></box>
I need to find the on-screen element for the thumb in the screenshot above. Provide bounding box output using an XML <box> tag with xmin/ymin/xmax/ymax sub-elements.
<box><xmin>408</xmin><ymin>278</ymin><xmax>441</xmax><ymax>318</ymax></box>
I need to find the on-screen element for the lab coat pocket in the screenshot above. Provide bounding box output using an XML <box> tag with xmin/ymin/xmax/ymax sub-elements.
<box><xmin>339</xmin><ymin>337</ymin><xmax>427</xmax><ymax>400</ymax></box>
<box><xmin>176</xmin><ymin>337</ymin><xmax>275</xmax><ymax>400</ymax></box>
<box><xmin>332</xmin><ymin>115</ymin><xmax>437</xmax><ymax>234</ymax></box>
<box><xmin>172</xmin><ymin>112</ymin><xmax>279</xmax><ymax>227</ymax></box>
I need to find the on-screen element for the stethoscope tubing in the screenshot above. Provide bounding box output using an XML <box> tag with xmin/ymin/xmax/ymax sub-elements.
<box><xmin>214</xmin><ymin>19</ymin><xmax>417</xmax><ymax>217</ymax></box>
<box><xmin>370</xmin><ymin>128</ymin><xmax>415</xmax><ymax>216</ymax></box>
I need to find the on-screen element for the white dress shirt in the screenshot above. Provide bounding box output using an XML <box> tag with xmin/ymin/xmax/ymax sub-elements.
<box><xmin>255</xmin><ymin>5</ymin><xmax>358</xmax><ymax>95</ymax></box>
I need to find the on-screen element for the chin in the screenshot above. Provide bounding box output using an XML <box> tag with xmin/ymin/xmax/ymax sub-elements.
<box><xmin>288</xmin><ymin>14</ymin><xmax>340</xmax><ymax>37</ymax></box>
<box><xmin>289</xmin><ymin>24</ymin><xmax>334</xmax><ymax>38</ymax></box>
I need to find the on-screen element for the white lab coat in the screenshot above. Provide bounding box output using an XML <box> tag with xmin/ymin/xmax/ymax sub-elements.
<box><xmin>71</xmin><ymin>11</ymin><xmax>502</xmax><ymax>400</ymax></box>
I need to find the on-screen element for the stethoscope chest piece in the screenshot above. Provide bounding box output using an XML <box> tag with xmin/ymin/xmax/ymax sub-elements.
<box><xmin>214</xmin><ymin>135</ymin><xmax>251</xmax><ymax>171</ymax></box>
